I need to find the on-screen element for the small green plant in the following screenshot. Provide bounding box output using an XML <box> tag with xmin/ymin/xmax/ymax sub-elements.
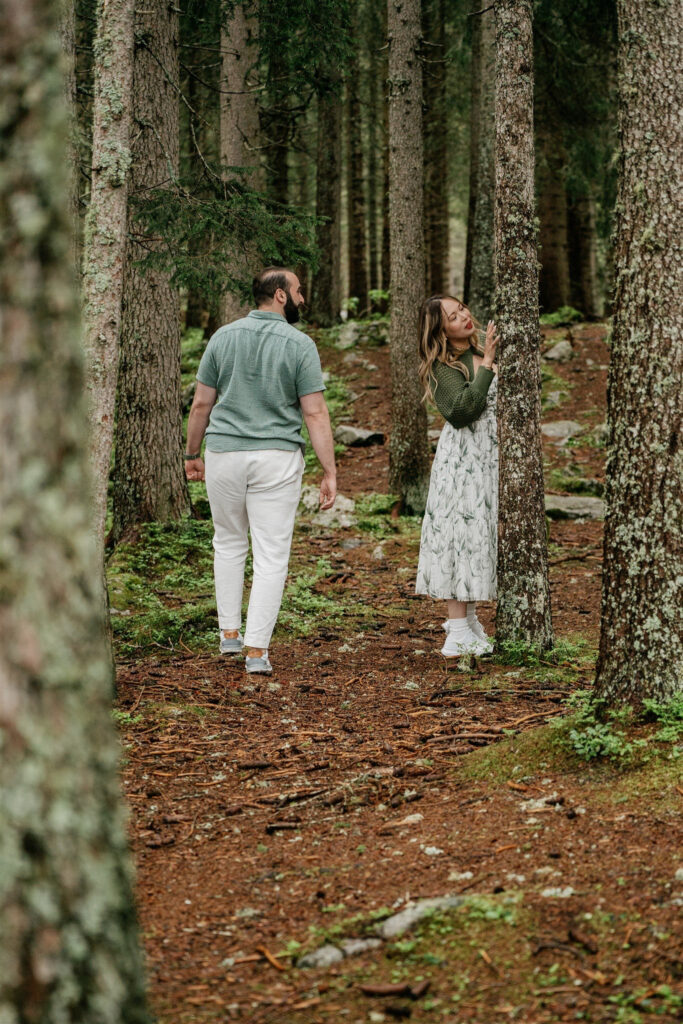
<box><xmin>642</xmin><ymin>693</ymin><xmax>683</xmax><ymax>744</ymax></box>
<box><xmin>565</xmin><ymin>691</ymin><xmax>647</xmax><ymax>763</ymax></box>
<box><xmin>111</xmin><ymin>709</ymin><xmax>143</xmax><ymax>728</ymax></box>
<box><xmin>540</xmin><ymin>306</ymin><xmax>583</xmax><ymax>326</ymax></box>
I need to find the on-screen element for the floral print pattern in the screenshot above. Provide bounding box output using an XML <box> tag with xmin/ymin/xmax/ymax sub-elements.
<box><xmin>416</xmin><ymin>374</ymin><xmax>498</xmax><ymax>601</ymax></box>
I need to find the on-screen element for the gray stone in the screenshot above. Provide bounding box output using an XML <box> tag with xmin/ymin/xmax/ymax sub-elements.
<box><xmin>341</xmin><ymin>537</ymin><xmax>363</xmax><ymax>551</ymax></box>
<box><xmin>592</xmin><ymin>421</ymin><xmax>609</xmax><ymax>443</ymax></box>
<box><xmin>543</xmin><ymin>389</ymin><xmax>566</xmax><ymax>410</ymax></box>
<box><xmin>543</xmin><ymin>339</ymin><xmax>574</xmax><ymax>363</ymax></box>
<box><xmin>339</xmin><ymin>938</ymin><xmax>383</xmax><ymax>957</ymax></box>
<box><xmin>300</xmin><ymin>486</ymin><xmax>356</xmax><ymax>528</ymax></box>
<box><xmin>334</xmin><ymin>424</ymin><xmax>385</xmax><ymax>447</ymax></box>
<box><xmin>545</xmin><ymin>494</ymin><xmax>605</xmax><ymax>520</ymax></box>
<box><xmin>372</xmin><ymin>544</ymin><xmax>385</xmax><ymax>561</ymax></box>
<box><xmin>297</xmin><ymin>944</ymin><xmax>344</xmax><ymax>969</ymax></box>
<box><xmin>375</xmin><ymin>896</ymin><xmax>463</xmax><ymax>939</ymax></box>
<box><xmin>541</xmin><ymin>420</ymin><xmax>583</xmax><ymax>440</ymax></box>
<box><xmin>335</xmin><ymin>322</ymin><xmax>362</xmax><ymax>350</ymax></box>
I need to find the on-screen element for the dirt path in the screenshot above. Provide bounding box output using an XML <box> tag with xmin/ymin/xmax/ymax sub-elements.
<box><xmin>114</xmin><ymin>323</ymin><xmax>682</xmax><ymax>1023</ymax></box>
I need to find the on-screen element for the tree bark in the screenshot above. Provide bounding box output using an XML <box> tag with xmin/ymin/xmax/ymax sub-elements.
<box><xmin>595</xmin><ymin>0</ymin><xmax>682</xmax><ymax>704</ymax></box>
<box><xmin>494</xmin><ymin>0</ymin><xmax>553</xmax><ymax>649</ymax></box>
<box><xmin>367</xmin><ymin>15</ymin><xmax>382</xmax><ymax>295</ymax></box>
<box><xmin>220</xmin><ymin>0</ymin><xmax>262</xmax><ymax>324</ymax></box>
<box><xmin>387</xmin><ymin>0</ymin><xmax>431</xmax><ymax>514</ymax></box>
<box><xmin>464</xmin><ymin>0</ymin><xmax>495</xmax><ymax>321</ymax></box>
<box><xmin>310</xmin><ymin>89</ymin><xmax>343</xmax><ymax>325</ymax></box>
<box><xmin>568</xmin><ymin>191</ymin><xmax>601</xmax><ymax>319</ymax></box>
<box><xmin>381</xmin><ymin>22</ymin><xmax>391</xmax><ymax>295</ymax></box>
<box><xmin>111</xmin><ymin>0</ymin><xmax>189</xmax><ymax>544</ymax></box>
<box><xmin>0</xmin><ymin>0</ymin><xmax>149</xmax><ymax>1016</ymax></box>
<box><xmin>536</xmin><ymin>110</ymin><xmax>571</xmax><ymax>313</ymax></box>
<box><xmin>82</xmin><ymin>0</ymin><xmax>135</xmax><ymax>557</ymax></box>
<box><xmin>60</xmin><ymin>0</ymin><xmax>80</xmax><ymax>268</ymax></box>
<box><xmin>423</xmin><ymin>0</ymin><xmax>448</xmax><ymax>295</ymax></box>
<box><xmin>347</xmin><ymin>21</ymin><xmax>369</xmax><ymax>315</ymax></box>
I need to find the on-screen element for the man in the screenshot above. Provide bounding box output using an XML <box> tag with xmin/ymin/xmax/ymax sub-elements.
<box><xmin>184</xmin><ymin>268</ymin><xmax>336</xmax><ymax>675</ymax></box>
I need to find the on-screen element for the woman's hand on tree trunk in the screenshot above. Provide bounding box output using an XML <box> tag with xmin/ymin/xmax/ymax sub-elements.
<box><xmin>483</xmin><ymin>321</ymin><xmax>500</xmax><ymax>369</ymax></box>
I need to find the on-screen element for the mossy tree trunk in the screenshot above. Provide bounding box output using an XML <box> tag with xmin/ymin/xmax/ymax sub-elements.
<box><xmin>568</xmin><ymin>191</ymin><xmax>601</xmax><ymax>319</ymax></box>
<box><xmin>111</xmin><ymin>0</ymin><xmax>189</xmax><ymax>544</ymax></box>
<box><xmin>220</xmin><ymin>0</ymin><xmax>262</xmax><ymax>325</ymax></box>
<box><xmin>494</xmin><ymin>0</ymin><xmax>554</xmax><ymax>649</ymax></box>
<box><xmin>82</xmin><ymin>0</ymin><xmax>134</xmax><ymax>557</ymax></box>
<box><xmin>310</xmin><ymin>87</ymin><xmax>343</xmax><ymax>325</ymax></box>
<box><xmin>423</xmin><ymin>0</ymin><xmax>449</xmax><ymax>296</ymax></box>
<box><xmin>464</xmin><ymin>0</ymin><xmax>495</xmax><ymax>321</ymax></box>
<box><xmin>0</xmin><ymin>0</ymin><xmax>149</xmax><ymax>1017</ymax></box>
<box><xmin>594</xmin><ymin>0</ymin><xmax>682</xmax><ymax>704</ymax></box>
<box><xmin>347</xmin><ymin>9</ymin><xmax>369</xmax><ymax>315</ymax></box>
<box><xmin>387</xmin><ymin>0</ymin><xmax>431</xmax><ymax>514</ymax></box>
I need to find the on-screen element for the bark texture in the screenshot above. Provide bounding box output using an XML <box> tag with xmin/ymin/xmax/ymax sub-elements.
<box><xmin>568</xmin><ymin>191</ymin><xmax>601</xmax><ymax>319</ymax></box>
<box><xmin>0</xmin><ymin>1</ymin><xmax>149</xmax><ymax>1017</ymax></box>
<box><xmin>310</xmin><ymin>89</ymin><xmax>342</xmax><ymax>325</ymax></box>
<box><xmin>464</xmin><ymin>1</ymin><xmax>495</xmax><ymax>321</ymax></box>
<box><xmin>595</xmin><ymin>0</ymin><xmax>682</xmax><ymax>703</ymax></box>
<box><xmin>347</xmin><ymin>38</ymin><xmax>369</xmax><ymax>313</ymax></box>
<box><xmin>111</xmin><ymin>0</ymin><xmax>188</xmax><ymax>543</ymax></box>
<box><xmin>536</xmin><ymin>114</ymin><xmax>570</xmax><ymax>313</ymax></box>
<box><xmin>423</xmin><ymin>0</ymin><xmax>449</xmax><ymax>295</ymax></box>
<box><xmin>494</xmin><ymin>0</ymin><xmax>553</xmax><ymax>648</ymax></box>
<box><xmin>82</xmin><ymin>0</ymin><xmax>134</xmax><ymax>555</ymax></box>
<box><xmin>387</xmin><ymin>0</ymin><xmax>431</xmax><ymax>514</ymax></box>
<box><xmin>220</xmin><ymin>0</ymin><xmax>262</xmax><ymax>324</ymax></box>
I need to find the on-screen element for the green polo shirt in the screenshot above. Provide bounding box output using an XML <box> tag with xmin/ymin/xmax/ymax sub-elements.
<box><xmin>196</xmin><ymin>310</ymin><xmax>326</xmax><ymax>453</ymax></box>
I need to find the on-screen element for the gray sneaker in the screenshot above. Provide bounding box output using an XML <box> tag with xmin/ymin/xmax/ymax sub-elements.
<box><xmin>245</xmin><ymin>653</ymin><xmax>272</xmax><ymax>675</ymax></box>
<box><xmin>220</xmin><ymin>632</ymin><xmax>244</xmax><ymax>655</ymax></box>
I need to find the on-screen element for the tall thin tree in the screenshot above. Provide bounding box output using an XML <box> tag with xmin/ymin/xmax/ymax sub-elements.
<box><xmin>347</xmin><ymin>1</ymin><xmax>369</xmax><ymax>314</ymax></box>
<box><xmin>111</xmin><ymin>0</ymin><xmax>189</xmax><ymax>544</ymax></box>
<box><xmin>494</xmin><ymin>0</ymin><xmax>553</xmax><ymax>648</ymax></box>
<box><xmin>595</xmin><ymin>0</ymin><xmax>682</xmax><ymax>703</ymax></box>
<box><xmin>387</xmin><ymin>0</ymin><xmax>431</xmax><ymax>513</ymax></box>
<box><xmin>82</xmin><ymin>0</ymin><xmax>135</xmax><ymax>556</ymax></box>
<box><xmin>0</xmin><ymin>0</ymin><xmax>149</xmax><ymax>1015</ymax></box>
<box><xmin>423</xmin><ymin>0</ymin><xmax>449</xmax><ymax>295</ymax></box>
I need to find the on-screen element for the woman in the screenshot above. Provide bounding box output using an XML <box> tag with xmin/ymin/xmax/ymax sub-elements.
<box><xmin>415</xmin><ymin>295</ymin><xmax>499</xmax><ymax>657</ymax></box>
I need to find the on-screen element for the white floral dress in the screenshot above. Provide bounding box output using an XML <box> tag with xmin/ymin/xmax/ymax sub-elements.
<box><xmin>416</xmin><ymin>373</ymin><xmax>498</xmax><ymax>601</ymax></box>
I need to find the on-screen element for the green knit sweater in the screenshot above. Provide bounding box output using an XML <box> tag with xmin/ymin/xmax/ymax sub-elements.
<box><xmin>430</xmin><ymin>348</ymin><xmax>495</xmax><ymax>428</ymax></box>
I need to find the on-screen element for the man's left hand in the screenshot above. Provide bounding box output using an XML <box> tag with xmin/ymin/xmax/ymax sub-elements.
<box><xmin>185</xmin><ymin>458</ymin><xmax>205</xmax><ymax>482</ymax></box>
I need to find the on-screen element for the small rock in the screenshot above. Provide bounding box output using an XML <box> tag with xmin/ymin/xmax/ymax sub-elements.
<box><xmin>543</xmin><ymin>339</ymin><xmax>574</xmax><ymax>363</ymax></box>
<box><xmin>334</xmin><ymin>424</ymin><xmax>385</xmax><ymax>447</ymax></box>
<box><xmin>339</xmin><ymin>938</ymin><xmax>383</xmax><ymax>957</ymax></box>
<box><xmin>545</xmin><ymin>494</ymin><xmax>605</xmax><ymax>520</ymax></box>
<box><xmin>423</xmin><ymin>846</ymin><xmax>444</xmax><ymax>857</ymax></box>
<box><xmin>543</xmin><ymin>389</ymin><xmax>566</xmax><ymax>409</ymax></box>
<box><xmin>674</xmin><ymin>867</ymin><xmax>683</xmax><ymax>882</ymax></box>
<box><xmin>541</xmin><ymin>420</ymin><xmax>583</xmax><ymax>440</ymax></box>
<box><xmin>541</xmin><ymin>886</ymin><xmax>575</xmax><ymax>899</ymax></box>
<box><xmin>341</xmin><ymin>537</ymin><xmax>363</xmax><ymax>551</ymax></box>
<box><xmin>372</xmin><ymin>544</ymin><xmax>385</xmax><ymax>561</ymax></box>
<box><xmin>375</xmin><ymin>896</ymin><xmax>463</xmax><ymax>939</ymax></box>
<box><xmin>298</xmin><ymin>944</ymin><xmax>344</xmax><ymax>969</ymax></box>
<box><xmin>301</xmin><ymin>485</ymin><xmax>357</xmax><ymax>527</ymax></box>
<box><xmin>593</xmin><ymin>421</ymin><xmax>609</xmax><ymax>443</ymax></box>
<box><xmin>335</xmin><ymin>322</ymin><xmax>362</xmax><ymax>350</ymax></box>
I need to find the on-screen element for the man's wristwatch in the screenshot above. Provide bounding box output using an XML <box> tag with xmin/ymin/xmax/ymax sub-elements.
<box><xmin>184</xmin><ymin>452</ymin><xmax>201</xmax><ymax>460</ymax></box>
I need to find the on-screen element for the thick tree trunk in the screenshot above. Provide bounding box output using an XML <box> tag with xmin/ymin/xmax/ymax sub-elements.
<box><xmin>265</xmin><ymin>46</ymin><xmax>290</xmax><ymax>203</ymax></box>
<box><xmin>310</xmin><ymin>90</ymin><xmax>343</xmax><ymax>325</ymax></box>
<box><xmin>111</xmin><ymin>0</ymin><xmax>188</xmax><ymax>544</ymax></box>
<box><xmin>594</xmin><ymin>0</ymin><xmax>682</xmax><ymax>704</ymax></box>
<box><xmin>568</xmin><ymin>191</ymin><xmax>601</xmax><ymax>319</ymax></box>
<box><xmin>220</xmin><ymin>0</ymin><xmax>262</xmax><ymax>324</ymax></box>
<box><xmin>381</xmin><ymin>4</ymin><xmax>391</xmax><ymax>296</ymax></box>
<box><xmin>387</xmin><ymin>0</ymin><xmax>431</xmax><ymax>514</ymax></box>
<box><xmin>0</xmin><ymin>1</ymin><xmax>149</xmax><ymax>1016</ymax></box>
<box><xmin>464</xmin><ymin>1</ymin><xmax>495</xmax><ymax>321</ymax></box>
<box><xmin>82</xmin><ymin>0</ymin><xmax>135</xmax><ymax>557</ymax></box>
<box><xmin>60</xmin><ymin>0</ymin><xmax>80</xmax><ymax>266</ymax></box>
<box><xmin>536</xmin><ymin>114</ymin><xmax>571</xmax><ymax>313</ymax></box>
<box><xmin>367</xmin><ymin>27</ymin><xmax>381</xmax><ymax>295</ymax></box>
<box><xmin>494</xmin><ymin>0</ymin><xmax>553</xmax><ymax>649</ymax></box>
<box><xmin>347</xmin><ymin>37</ymin><xmax>369</xmax><ymax>315</ymax></box>
<box><xmin>423</xmin><ymin>0</ymin><xmax>448</xmax><ymax>295</ymax></box>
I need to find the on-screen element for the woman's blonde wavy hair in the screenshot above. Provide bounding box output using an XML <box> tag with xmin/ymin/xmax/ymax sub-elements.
<box><xmin>418</xmin><ymin>294</ymin><xmax>484</xmax><ymax>404</ymax></box>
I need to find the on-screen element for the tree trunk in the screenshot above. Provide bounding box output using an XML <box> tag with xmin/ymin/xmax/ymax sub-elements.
<box><xmin>220</xmin><ymin>0</ymin><xmax>262</xmax><ymax>324</ymax></box>
<box><xmin>568</xmin><ymin>191</ymin><xmax>601</xmax><ymax>319</ymax></box>
<box><xmin>82</xmin><ymin>0</ymin><xmax>135</xmax><ymax>557</ymax></box>
<box><xmin>387</xmin><ymin>0</ymin><xmax>431</xmax><ymax>514</ymax></box>
<box><xmin>347</xmin><ymin>29</ymin><xmax>369</xmax><ymax>316</ymax></box>
<box><xmin>464</xmin><ymin>1</ymin><xmax>495</xmax><ymax>321</ymax></box>
<box><xmin>60</xmin><ymin>0</ymin><xmax>80</xmax><ymax>268</ymax></box>
<box><xmin>111</xmin><ymin>0</ymin><xmax>188</xmax><ymax>544</ymax></box>
<box><xmin>536</xmin><ymin>114</ymin><xmax>571</xmax><ymax>313</ymax></box>
<box><xmin>423</xmin><ymin>0</ymin><xmax>448</xmax><ymax>295</ymax></box>
<box><xmin>381</xmin><ymin>29</ymin><xmax>391</xmax><ymax>296</ymax></box>
<box><xmin>0</xmin><ymin>0</ymin><xmax>149</xmax><ymax>1016</ymax></box>
<box><xmin>310</xmin><ymin>90</ymin><xmax>343</xmax><ymax>325</ymax></box>
<box><xmin>594</xmin><ymin>0</ymin><xmax>682</xmax><ymax>704</ymax></box>
<box><xmin>494</xmin><ymin>0</ymin><xmax>553</xmax><ymax>649</ymax></box>
<box><xmin>367</xmin><ymin>19</ymin><xmax>381</xmax><ymax>295</ymax></box>
<box><xmin>265</xmin><ymin>46</ymin><xmax>290</xmax><ymax>203</ymax></box>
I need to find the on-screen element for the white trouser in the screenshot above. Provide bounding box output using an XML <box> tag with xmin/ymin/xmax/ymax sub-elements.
<box><xmin>204</xmin><ymin>449</ymin><xmax>304</xmax><ymax>649</ymax></box>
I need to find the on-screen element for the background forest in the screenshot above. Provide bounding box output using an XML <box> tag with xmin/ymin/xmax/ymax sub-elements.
<box><xmin>1</xmin><ymin>0</ymin><xmax>681</xmax><ymax>1021</ymax></box>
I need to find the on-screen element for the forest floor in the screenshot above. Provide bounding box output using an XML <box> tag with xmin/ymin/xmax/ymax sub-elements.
<box><xmin>111</xmin><ymin>318</ymin><xmax>683</xmax><ymax>1024</ymax></box>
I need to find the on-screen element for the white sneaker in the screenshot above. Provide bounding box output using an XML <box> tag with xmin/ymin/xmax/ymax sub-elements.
<box><xmin>440</xmin><ymin>623</ymin><xmax>490</xmax><ymax>658</ymax></box>
<box><xmin>220</xmin><ymin>632</ymin><xmax>244</xmax><ymax>655</ymax></box>
<box><xmin>442</xmin><ymin>620</ymin><xmax>494</xmax><ymax>655</ymax></box>
<box><xmin>245</xmin><ymin>652</ymin><xmax>272</xmax><ymax>675</ymax></box>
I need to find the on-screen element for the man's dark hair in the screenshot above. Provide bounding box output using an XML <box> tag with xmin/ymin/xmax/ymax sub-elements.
<box><xmin>253</xmin><ymin>267</ymin><xmax>292</xmax><ymax>306</ymax></box>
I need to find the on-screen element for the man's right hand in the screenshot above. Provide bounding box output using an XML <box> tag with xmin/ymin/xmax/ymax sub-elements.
<box><xmin>185</xmin><ymin>458</ymin><xmax>205</xmax><ymax>482</ymax></box>
<box><xmin>319</xmin><ymin>472</ymin><xmax>336</xmax><ymax>510</ymax></box>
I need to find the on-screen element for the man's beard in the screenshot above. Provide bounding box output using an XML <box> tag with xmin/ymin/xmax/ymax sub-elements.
<box><xmin>284</xmin><ymin>291</ymin><xmax>302</xmax><ymax>324</ymax></box>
